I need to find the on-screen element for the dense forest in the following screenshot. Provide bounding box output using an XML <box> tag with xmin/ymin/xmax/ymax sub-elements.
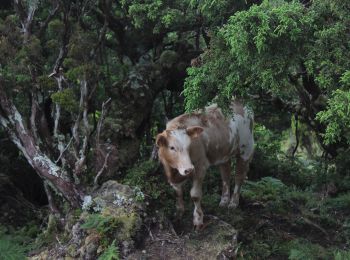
<box><xmin>0</xmin><ymin>0</ymin><xmax>350</xmax><ymax>259</ymax></box>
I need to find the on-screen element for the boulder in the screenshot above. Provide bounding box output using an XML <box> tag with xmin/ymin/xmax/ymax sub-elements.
<box><xmin>29</xmin><ymin>180</ymin><xmax>145</xmax><ymax>259</ymax></box>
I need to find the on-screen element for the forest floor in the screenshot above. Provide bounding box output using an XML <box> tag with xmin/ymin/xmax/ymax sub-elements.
<box><xmin>128</xmin><ymin>185</ymin><xmax>350</xmax><ymax>259</ymax></box>
<box><xmin>125</xmin><ymin>161</ymin><xmax>350</xmax><ymax>260</ymax></box>
<box><xmin>1</xmin><ymin>159</ymin><xmax>350</xmax><ymax>259</ymax></box>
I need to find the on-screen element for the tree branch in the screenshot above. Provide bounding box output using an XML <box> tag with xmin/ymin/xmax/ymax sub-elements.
<box><xmin>94</xmin><ymin>151</ymin><xmax>111</xmax><ymax>186</ymax></box>
<box><xmin>292</xmin><ymin>113</ymin><xmax>299</xmax><ymax>157</ymax></box>
<box><xmin>49</xmin><ymin>5</ymin><xmax>72</xmax><ymax>77</ymax></box>
<box><xmin>13</xmin><ymin>0</ymin><xmax>37</xmax><ymax>42</ymax></box>
<box><xmin>0</xmin><ymin>83</ymin><xmax>83</xmax><ymax>206</ymax></box>
<box><xmin>39</xmin><ymin>2</ymin><xmax>60</xmax><ymax>37</ymax></box>
<box><xmin>73</xmin><ymin>79</ymin><xmax>91</xmax><ymax>176</ymax></box>
<box><xmin>96</xmin><ymin>97</ymin><xmax>111</xmax><ymax>146</ymax></box>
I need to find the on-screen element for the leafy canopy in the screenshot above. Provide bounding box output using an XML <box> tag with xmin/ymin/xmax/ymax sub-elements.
<box><xmin>184</xmin><ymin>0</ymin><xmax>350</xmax><ymax>147</ymax></box>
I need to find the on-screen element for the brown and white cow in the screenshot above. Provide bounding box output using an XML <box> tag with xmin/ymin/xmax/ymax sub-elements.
<box><xmin>156</xmin><ymin>101</ymin><xmax>254</xmax><ymax>229</ymax></box>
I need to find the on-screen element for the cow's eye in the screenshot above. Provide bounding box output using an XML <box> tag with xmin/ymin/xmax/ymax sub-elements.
<box><xmin>170</xmin><ymin>146</ymin><xmax>175</xmax><ymax>151</ymax></box>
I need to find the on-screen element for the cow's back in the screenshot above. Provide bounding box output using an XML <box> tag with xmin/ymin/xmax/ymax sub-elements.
<box><xmin>166</xmin><ymin>101</ymin><xmax>254</xmax><ymax>166</ymax></box>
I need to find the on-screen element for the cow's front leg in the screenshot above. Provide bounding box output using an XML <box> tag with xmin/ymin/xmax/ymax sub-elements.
<box><xmin>219</xmin><ymin>161</ymin><xmax>231</xmax><ymax>207</ymax></box>
<box><xmin>229</xmin><ymin>156</ymin><xmax>250</xmax><ymax>209</ymax></box>
<box><xmin>171</xmin><ymin>182</ymin><xmax>185</xmax><ymax>219</ymax></box>
<box><xmin>190</xmin><ymin>178</ymin><xmax>204</xmax><ymax>229</ymax></box>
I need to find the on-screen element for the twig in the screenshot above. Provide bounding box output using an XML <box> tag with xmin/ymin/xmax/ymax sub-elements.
<box><xmin>300</xmin><ymin>216</ymin><xmax>329</xmax><ymax>239</ymax></box>
<box><xmin>94</xmin><ymin>151</ymin><xmax>111</xmax><ymax>186</ymax></box>
<box><xmin>152</xmin><ymin>238</ymin><xmax>179</xmax><ymax>245</ymax></box>
<box><xmin>55</xmin><ymin>136</ymin><xmax>73</xmax><ymax>163</ymax></box>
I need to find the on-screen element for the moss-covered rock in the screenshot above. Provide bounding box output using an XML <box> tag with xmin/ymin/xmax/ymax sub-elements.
<box><xmin>29</xmin><ymin>181</ymin><xmax>145</xmax><ymax>260</ymax></box>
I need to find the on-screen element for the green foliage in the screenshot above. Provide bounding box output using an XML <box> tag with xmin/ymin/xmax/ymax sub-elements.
<box><xmin>0</xmin><ymin>223</ymin><xmax>41</xmax><ymax>259</ymax></box>
<box><xmin>0</xmin><ymin>238</ymin><xmax>26</xmax><ymax>260</ymax></box>
<box><xmin>51</xmin><ymin>89</ymin><xmax>79</xmax><ymax>113</ymax></box>
<box><xmin>242</xmin><ymin>177</ymin><xmax>286</xmax><ymax>201</ymax></box>
<box><xmin>81</xmin><ymin>214</ymin><xmax>119</xmax><ymax>235</ymax></box>
<box><xmin>324</xmin><ymin>193</ymin><xmax>350</xmax><ymax>214</ymax></box>
<box><xmin>287</xmin><ymin>239</ymin><xmax>328</xmax><ymax>260</ymax></box>
<box><xmin>98</xmin><ymin>240</ymin><xmax>120</xmax><ymax>260</ymax></box>
<box><xmin>185</xmin><ymin>0</ymin><xmax>312</xmax><ymax>111</ymax></box>
<box><xmin>334</xmin><ymin>250</ymin><xmax>350</xmax><ymax>260</ymax></box>
<box><xmin>47</xmin><ymin>19</ymin><xmax>64</xmax><ymax>38</ymax></box>
<box><xmin>316</xmin><ymin>88</ymin><xmax>350</xmax><ymax>145</ymax></box>
<box><xmin>123</xmin><ymin>160</ymin><xmax>170</xmax><ymax>200</ymax></box>
<box><xmin>184</xmin><ymin>0</ymin><xmax>350</xmax><ymax>151</ymax></box>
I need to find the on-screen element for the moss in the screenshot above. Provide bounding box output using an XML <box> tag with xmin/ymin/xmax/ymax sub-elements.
<box><xmin>115</xmin><ymin>212</ymin><xmax>139</xmax><ymax>241</ymax></box>
<box><xmin>66</xmin><ymin>244</ymin><xmax>78</xmax><ymax>257</ymax></box>
<box><xmin>123</xmin><ymin>160</ymin><xmax>172</xmax><ymax>201</ymax></box>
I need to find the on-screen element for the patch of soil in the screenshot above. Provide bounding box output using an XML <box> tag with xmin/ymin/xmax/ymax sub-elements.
<box><xmin>128</xmin><ymin>215</ymin><xmax>238</xmax><ymax>260</ymax></box>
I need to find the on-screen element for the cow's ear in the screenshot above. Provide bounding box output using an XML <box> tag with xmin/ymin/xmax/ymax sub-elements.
<box><xmin>186</xmin><ymin>126</ymin><xmax>204</xmax><ymax>138</ymax></box>
<box><xmin>156</xmin><ymin>133</ymin><xmax>168</xmax><ymax>147</ymax></box>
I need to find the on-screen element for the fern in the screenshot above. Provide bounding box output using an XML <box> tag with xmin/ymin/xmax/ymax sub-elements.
<box><xmin>98</xmin><ymin>240</ymin><xmax>119</xmax><ymax>260</ymax></box>
<box><xmin>334</xmin><ymin>250</ymin><xmax>350</xmax><ymax>260</ymax></box>
<box><xmin>81</xmin><ymin>214</ymin><xmax>118</xmax><ymax>234</ymax></box>
<box><xmin>0</xmin><ymin>238</ymin><xmax>26</xmax><ymax>260</ymax></box>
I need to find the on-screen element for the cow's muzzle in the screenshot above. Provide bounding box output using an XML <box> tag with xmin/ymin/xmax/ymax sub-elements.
<box><xmin>182</xmin><ymin>166</ymin><xmax>194</xmax><ymax>176</ymax></box>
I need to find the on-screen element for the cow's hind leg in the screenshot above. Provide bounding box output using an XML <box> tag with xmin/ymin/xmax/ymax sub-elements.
<box><xmin>219</xmin><ymin>161</ymin><xmax>231</xmax><ymax>207</ymax></box>
<box><xmin>229</xmin><ymin>156</ymin><xmax>250</xmax><ymax>209</ymax></box>
<box><xmin>191</xmin><ymin>178</ymin><xmax>204</xmax><ymax>229</ymax></box>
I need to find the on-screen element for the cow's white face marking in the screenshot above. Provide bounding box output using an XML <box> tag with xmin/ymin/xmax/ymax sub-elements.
<box><xmin>166</xmin><ymin>130</ymin><xmax>194</xmax><ymax>176</ymax></box>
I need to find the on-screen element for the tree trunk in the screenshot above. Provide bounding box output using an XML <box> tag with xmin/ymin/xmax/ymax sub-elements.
<box><xmin>0</xmin><ymin>85</ymin><xmax>83</xmax><ymax>208</ymax></box>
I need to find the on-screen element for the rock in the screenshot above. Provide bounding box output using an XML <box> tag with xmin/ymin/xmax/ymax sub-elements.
<box><xmin>29</xmin><ymin>181</ymin><xmax>145</xmax><ymax>259</ymax></box>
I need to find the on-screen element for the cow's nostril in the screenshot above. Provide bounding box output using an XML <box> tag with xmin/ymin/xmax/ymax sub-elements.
<box><xmin>185</xmin><ymin>168</ymin><xmax>194</xmax><ymax>175</ymax></box>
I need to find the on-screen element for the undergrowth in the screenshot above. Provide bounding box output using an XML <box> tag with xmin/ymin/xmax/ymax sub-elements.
<box><xmin>0</xmin><ymin>223</ymin><xmax>40</xmax><ymax>260</ymax></box>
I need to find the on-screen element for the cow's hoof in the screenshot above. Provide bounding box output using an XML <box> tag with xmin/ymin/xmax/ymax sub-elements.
<box><xmin>219</xmin><ymin>198</ymin><xmax>229</xmax><ymax>207</ymax></box>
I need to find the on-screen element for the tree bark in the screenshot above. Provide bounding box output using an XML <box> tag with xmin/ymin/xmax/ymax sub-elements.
<box><xmin>0</xmin><ymin>84</ymin><xmax>83</xmax><ymax>207</ymax></box>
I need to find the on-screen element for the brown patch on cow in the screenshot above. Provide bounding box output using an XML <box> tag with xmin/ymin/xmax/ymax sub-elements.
<box><xmin>156</xmin><ymin>132</ymin><xmax>168</xmax><ymax>147</ymax></box>
<box><xmin>175</xmin><ymin>113</ymin><xmax>209</xmax><ymax>129</ymax></box>
<box><xmin>232</xmin><ymin>100</ymin><xmax>244</xmax><ymax>116</ymax></box>
<box><xmin>186</xmin><ymin>126</ymin><xmax>203</xmax><ymax>138</ymax></box>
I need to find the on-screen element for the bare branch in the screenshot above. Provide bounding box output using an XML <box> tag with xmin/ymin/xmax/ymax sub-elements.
<box><xmin>292</xmin><ymin>113</ymin><xmax>299</xmax><ymax>157</ymax></box>
<box><xmin>55</xmin><ymin>136</ymin><xmax>74</xmax><ymax>164</ymax></box>
<box><xmin>73</xmin><ymin>79</ymin><xmax>91</xmax><ymax>176</ymax></box>
<box><xmin>53</xmin><ymin>74</ymin><xmax>64</xmax><ymax>137</ymax></box>
<box><xmin>39</xmin><ymin>2</ymin><xmax>60</xmax><ymax>37</ymax></box>
<box><xmin>30</xmin><ymin>92</ymin><xmax>39</xmax><ymax>141</ymax></box>
<box><xmin>96</xmin><ymin>97</ymin><xmax>111</xmax><ymax>146</ymax></box>
<box><xmin>94</xmin><ymin>151</ymin><xmax>111</xmax><ymax>186</ymax></box>
<box><xmin>90</xmin><ymin>17</ymin><xmax>108</xmax><ymax>59</ymax></box>
<box><xmin>13</xmin><ymin>0</ymin><xmax>38</xmax><ymax>42</ymax></box>
<box><xmin>50</xmin><ymin>6</ymin><xmax>72</xmax><ymax>77</ymax></box>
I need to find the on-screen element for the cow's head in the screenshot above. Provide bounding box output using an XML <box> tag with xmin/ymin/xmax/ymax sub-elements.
<box><xmin>156</xmin><ymin>126</ymin><xmax>203</xmax><ymax>176</ymax></box>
